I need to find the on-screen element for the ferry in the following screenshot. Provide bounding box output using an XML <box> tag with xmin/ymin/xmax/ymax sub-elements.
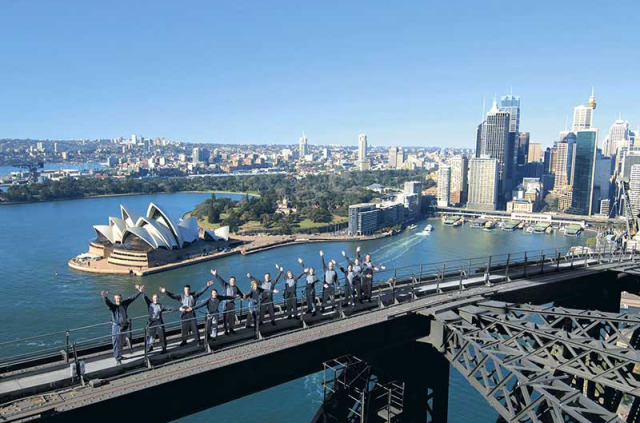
<box><xmin>502</xmin><ymin>220</ymin><xmax>521</xmax><ymax>231</ymax></box>
<box><xmin>443</xmin><ymin>216</ymin><xmax>462</xmax><ymax>226</ymax></box>
<box><xmin>532</xmin><ymin>223</ymin><xmax>551</xmax><ymax>234</ymax></box>
<box><xmin>424</xmin><ymin>224</ymin><xmax>434</xmax><ymax>233</ymax></box>
<box><xmin>483</xmin><ymin>220</ymin><xmax>496</xmax><ymax>231</ymax></box>
<box><xmin>564</xmin><ymin>224</ymin><xmax>583</xmax><ymax>237</ymax></box>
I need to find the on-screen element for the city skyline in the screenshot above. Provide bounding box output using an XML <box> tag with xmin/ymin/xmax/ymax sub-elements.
<box><xmin>1</xmin><ymin>1</ymin><xmax>639</xmax><ymax>147</ymax></box>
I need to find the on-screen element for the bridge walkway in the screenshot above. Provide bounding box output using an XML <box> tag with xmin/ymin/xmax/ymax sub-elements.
<box><xmin>0</xmin><ymin>247</ymin><xmax>638</xmax><ymax>422</ymax></box>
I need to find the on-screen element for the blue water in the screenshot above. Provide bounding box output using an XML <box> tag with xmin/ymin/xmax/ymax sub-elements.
<box><xmin>0</xmin><ymin>193</ymin><xmax>582</xmax><ymax>422</ymax></box>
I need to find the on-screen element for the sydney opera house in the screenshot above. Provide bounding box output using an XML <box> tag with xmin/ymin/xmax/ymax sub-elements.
<box><xmin>86</xmin><ymin>203</ymin><xmax>230</xmax><ymax>269</ymax></box>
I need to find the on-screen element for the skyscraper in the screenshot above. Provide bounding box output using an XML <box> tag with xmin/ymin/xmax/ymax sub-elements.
<box><xmin>468</xmin><ymin>157</ymin><xmax>499</xmax><ymax>211</ymax></box>
<box><xmin>572</xmin><ymin>89</ymin><xmax>597</xmax><ymax>132</ymax></box>
<box><xmin>388</xmin><ymin>147</ymin><xmax>399</xmax><ymax>169</ymax></box>
<box><xmin>570</xmin><ymin>129</ymin><xmax>598</xmax><ymax>215</ymax></box>
<box><xmin>550</xmin><ymin>141</ymin><xmax>570</xmax><ymax>189</ymax></box>
<box><xmin>357</xmin><ymin>134</ymin><xmax>369</xmax><ymax>171</ymax></box>
<box><xmin>527</xmin><ymin>142</ymin><xmax>542</xmax><ymax>163</ymax></box>
<box><xmin>437</xmin><ymin>165</ymin><xmax>451</xmax><ymax>207</ymax></box>
<box><xmin>358</xmin><ymin>134</ymin><xmax>368</xmax><ymax>161</ymax></box>
<box><xmin>476</xmin><ymin>100</ymin><xmax>511</xmax><ymax>199</ymax></box>
<box><xmin>299</xmin><ymin>135</ymin><xmax>308</xmax><ymax>159</ymax></box>
<box><xmin>448</xmin><ymin>155</ymin><xmax>468</xmax><ymax>205</ymax></box>
<box><xmin>629</xmin><ymin>165</ymin><xmax>640</xmax><ymax>216</ymax></box>
<box><xmin>603</xmin><ymin>119</ymin><xmax>630</xmax><ymax>157</ymax></box>
<box><xmin>514</xmin><ymin>132</ymin><xmax>530</xmax><ymax>184</ymax></box>
<box><xmin>500</xmin><ymin>94</ymin><xmax>520</xmax><ymax>134</ymax></box>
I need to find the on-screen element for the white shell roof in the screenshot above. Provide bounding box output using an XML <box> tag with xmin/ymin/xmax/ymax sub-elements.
<box><xmin>92</xmin><ymin>202</ymin><xmax>214</xmax><ymax>251</ymax></box>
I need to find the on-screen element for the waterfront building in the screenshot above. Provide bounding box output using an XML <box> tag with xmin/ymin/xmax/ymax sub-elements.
<box><xmin>91</xmin><ymin>203</ymin><xmax>229</xmax><ymax>268</ymax></box>
<box><xmin>448</xmin><ymin>155</ymin><xmax>468</xmax><ymax>205</ymax></box>
<box><xmin>348</xmin><ymin>203</ymin><xmax>378</xmax><ymax>235</ymax></box>
<box><xmin>378</xmin><ymin>202</ymin><xmax>404</xmax><ymax>227</ymax></box>
<box><xmin>570</xmin><ymin>129</ymin><xmax>598</xmax><ymax>215</ymax></box>
<box><xmin>299</xmin><ymin>135</ymin><xmax>308</xmax><ymax>159</ymax></box>
<box><xmin>527</xmin><ymin>142</ymin><xmax>542</xmax><ymax>163</ymax></box>
<box><xmin>401</xmin><ymin>193</ymin><xmax>420</xmax><ymax>217</ymax></box>
<box><xmin>506</xmin><ymin>200</ymin><xmax>534</xmax><ymax>213</ymax></box>
<box><xmin>571</xmin><ymin>89</ymin><xmax>597</xmax><ymax>132</ymax></box>
<box><xmin>437</xmin><ymin>165</ymin><xmax>451</xmax><ymax>207</ymax></box>
<box><xmin>467</xmin><ymin>157</ymin><xmax>499</xmax><ymax>211</ymax></box>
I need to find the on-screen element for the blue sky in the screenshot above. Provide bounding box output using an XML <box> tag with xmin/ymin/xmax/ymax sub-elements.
<box><xmin>0</xmin><ymin>1</ymin><xmax>638</xmax><ymax>148</ymax></box>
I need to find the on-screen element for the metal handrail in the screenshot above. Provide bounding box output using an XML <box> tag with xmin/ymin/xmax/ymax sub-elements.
<box><xmin>0</xmin><ymin>244</ymin><xmax>627</xmax><ymax>366</ymax></box>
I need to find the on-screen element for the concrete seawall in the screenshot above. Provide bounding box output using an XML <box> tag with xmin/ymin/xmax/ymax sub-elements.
<box><xmin>68</xmin><ymin>233</ymin><xmax>391</xmax><ymax>277</ymax></box>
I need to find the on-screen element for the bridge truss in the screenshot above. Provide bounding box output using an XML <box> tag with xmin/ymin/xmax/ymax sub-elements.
<box><xmin>429</xmin><ymin>301</ymin><xmax>640</xmax><ymax>422</ymax></box>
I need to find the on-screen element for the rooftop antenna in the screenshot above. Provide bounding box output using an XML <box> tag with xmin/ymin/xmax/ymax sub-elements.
<box><xmin>509</xmin><ymin>86</ymin><xmax>513</xmax><ymax>96</ymax></box>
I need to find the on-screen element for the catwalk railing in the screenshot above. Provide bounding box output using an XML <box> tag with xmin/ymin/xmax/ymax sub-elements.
<box><xmin>0</xmin><ymin>243</ymin><xmax>635</xmax><ymax>375</ymax></box>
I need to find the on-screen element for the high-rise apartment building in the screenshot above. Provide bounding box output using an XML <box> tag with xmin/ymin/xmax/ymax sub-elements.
<box><xmin>572</xmin><ymin>89</ymin><xmax>597</xmax><ymax>132</ymax></box>
<box><xmin>437</xmin><ymin>165</ymin><xmax>451</xmax><ymax>207</ymax></box>
<box><xmin>448</xmin><ymin>155</ymin><xmax>468</xmax><ymax>205</ymax></box>
<box><xmin>299</xmin><ymin>135</ymin><xmax>308</xmax><ymax>158</ymax></box>
<box><xmin>570</xmin><ymin>129</ymin><xmax>598</xmax><ymax>215</ymax></box>
<box><xmin>388</xmin><ymin>147</ymin><xmax>398</xmax><ymax>169</ymax></box>
<box><xmin>467</xmin><ymin>157</ymin><xmax>499</xmax><ymax>211</ymax></box>
<box><xmin>358</xmin><ymin>134</ymin><xmax>367</xmax><ymax>162</ymax></box>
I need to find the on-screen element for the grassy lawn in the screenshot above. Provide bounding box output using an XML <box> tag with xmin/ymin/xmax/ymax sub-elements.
<box><xmin>297</xmin><ymin>216</ymin><xmax>347</xmax><ymax>229</ymax></box>
<box><xmin>195</xmin><ymin>213</ymin><xmax>229</xmax><ymax>230</ymax></box>
<box><xmin>195</xmin><ymin>213</ymin><xmax>347</xmax><ymax>233</ymax></box>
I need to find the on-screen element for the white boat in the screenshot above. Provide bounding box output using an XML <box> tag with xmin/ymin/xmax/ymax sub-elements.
<box><xmin>407</xmin><ymin>224</ymin><xmax>417</xmax><ymax>230</ymax></box>
<box><xmin>424</xmin><ymin>224</ymin><xmax>433</xmax><ymax>232</ymax></box>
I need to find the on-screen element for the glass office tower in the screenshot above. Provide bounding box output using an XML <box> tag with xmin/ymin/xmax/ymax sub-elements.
<box><xmin>571</xmin><ymin>129</ymin><xmax>598</xmax><ymax>215</ymax></box>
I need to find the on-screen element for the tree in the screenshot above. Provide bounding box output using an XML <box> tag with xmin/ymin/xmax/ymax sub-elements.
<box><xmin>207</xmin><ymin>205</ymin><xmax>220</xmax><ymax>224</ymax></box>
<box><xmin>310</xmin><ymin>207</ymin><xmax>332</xmax><ymax>223</ymax></box>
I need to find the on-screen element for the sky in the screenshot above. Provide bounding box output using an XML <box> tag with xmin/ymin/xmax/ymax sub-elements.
<box><xmin>0</xmin><ymin>1</ymin><xmax>639</xmax><ymax>148</ymax></box>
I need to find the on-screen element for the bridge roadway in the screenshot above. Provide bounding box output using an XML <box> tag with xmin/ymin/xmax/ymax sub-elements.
<box><xmin>1</xmin><ymin>249</ymin><xmax>640</xmax><ymax>422</ymax></box>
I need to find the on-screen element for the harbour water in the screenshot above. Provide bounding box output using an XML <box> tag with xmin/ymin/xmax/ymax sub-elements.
<box><xmin>0</xmin><ymin>193</ymin><xmax>583</xmax><ymax>422</ymax></box>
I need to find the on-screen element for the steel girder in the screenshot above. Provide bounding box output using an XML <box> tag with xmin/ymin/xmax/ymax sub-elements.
<box><xmin>439</xmin><ymin>318</ymin><xmax>623</xmax><ymax>423</ymax></box>
<box><xmin>452</xmin><ymin>303</ymin><xmax>640</xmax><ymax>397</ymax></box>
